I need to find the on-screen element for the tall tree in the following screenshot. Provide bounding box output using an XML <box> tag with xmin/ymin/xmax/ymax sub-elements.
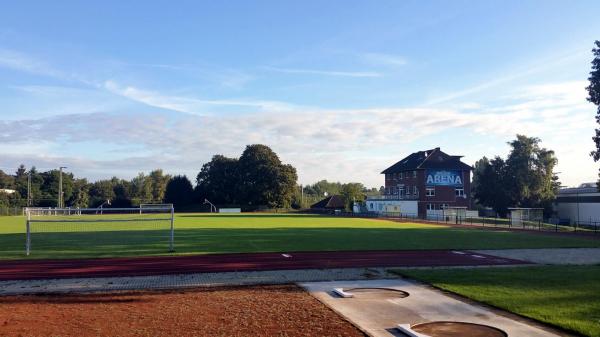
<box><xmin>473</xmin><ymin>135</ymin><xmax>559</xmax><ymax>216</ymax></box>
<box><xmin>587</xmin><ymin>40</ymin><xmax>600</xmax><ymax>189</ymax></box>
<box><xmin>196</xmin><ymin>155</ymin><xmax>239</xmax><ymax>204</ymax></box>
<box><xmin>164</xmin><ymin>175</ymin><xmax>194</xmax><ymax>207</ymax></box>
<box><xmin>472</xmin><ymin>156</ymin><xmax>511</xmax><ymax>215</ymax></box>
<box><xmin>148</xmin><ymin>169</ymin><xmax>171</xmax><ymax>203</ymax></box>
<box><xmin>238</xmin><ymin>144</ymin><xmax>297</xmax><ymax>208</ymax></box>
<box><xmin>131</xmin><ymin>172</ymin><xmax>153</xmax><ymax>204</ymax></box>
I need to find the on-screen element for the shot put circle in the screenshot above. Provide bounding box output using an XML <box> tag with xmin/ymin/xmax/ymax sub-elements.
<box><xmin>411</xmin><ymin>321</ymin><xmax>508</xmax><ymax>337</ymax></box>
<box><xmin>344</xmin><ymin>287</ymin><xmax>409</xmax><ymax>299</ymax></box>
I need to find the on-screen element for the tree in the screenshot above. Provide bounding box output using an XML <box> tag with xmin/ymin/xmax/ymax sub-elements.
<box><xmin>195</xmin><ymin>145</ymin><xmax>298</xmax><ymax>208</ymax></box>
<box><xmin>148</xmin><ymin>169</ymin><xmax>171</xmax><ymax>203</ymax></box>
<box><xmin>340</xmin><ymin>183</ymin><xmax>365</xmax><ymax>211</ymax></box>
<box><xmin>131</xmin><ymin>173</ymin><xmax>153</xmax><ymax>205</ymax></box>
<box><xmin>196</xmin><ymin>155</ymin><xmax>239</xmax><ymax>204</ymax></box>
<box><xmin>88</xmin><ymin>180</ymin><xmax>116</xmax><ymax>207</ymax></box>
<box><xmin>238</xmin><ymin>144</ymin><xmax>297</xmax><ymax>208</ymax></box>
<box><xmin>472</xmin><ymin>156</ymin><xmax>511</xmax><ymax>215</ymax></box>
<box><xmin>473</xmin><ymin>135</ymin><xmax>559</xmax><ymax>216</ymax></box>
<box><xmin>587</xmin><ymin>40</ymin><xmax>600</xmax><ymax>189</ymax></box>
<box><xmin>164</xmin><ymin>175</ymin><xmax>194</xmax><ymax>207</ymax></box>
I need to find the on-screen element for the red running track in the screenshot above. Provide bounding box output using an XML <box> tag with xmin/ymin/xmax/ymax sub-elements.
<box><xmin>0</xmin><ymin>250</ymin><xmax>530</xmax><ymax>281</ymax></box>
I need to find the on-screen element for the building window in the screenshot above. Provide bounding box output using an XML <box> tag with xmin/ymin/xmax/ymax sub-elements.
<box><xmin>440</xmin><ymin>204</ymin><xmax>449</xmax><ymax>210</ymax></box>
<box><xmin>369</xmin><ymin>203</ymin><xmax>374</xmax><ymax>210</ymax></box>
<box><xmin>378</xmin><ymin>204</ymin><xmax>383</xmax><ymax>211</ymax></box>
<box><xmin>413</xmin><ymin>170</ymin><xmax>417</xmax><ymax>178</ymax></box>
<box><xmin>426</xmin><ymin>187</ymin><xmax>435</xmax><ymax>196</ymax></box>
<box><xmin>413</xmin><ymin>186</ymin><xmax>418</xmax><ymax>195</ymax></box>
<box><xmin>405</xmin><ymin>185</ymin><xmax>410</xmax><ymax>195</ymax></box>
<box><xmin>426</xmin><ymin>203</ymin><xmax>434</xmax><ymax>211</ymax></box>
<box><xmin>455</xmin><ymin>188</ymin><xmax>465</xmax><ymax>197</ymax></box>
<box><xmin>399</xmin><ymin>172</ymin><xmax>403</xmax><ymax>179</ymax></box>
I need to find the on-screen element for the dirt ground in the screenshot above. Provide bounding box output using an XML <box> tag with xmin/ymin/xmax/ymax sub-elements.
<box><xmin>0</xmin><ymin>285</ymin><xmax>366</xmax><ymax>337</ymax></box>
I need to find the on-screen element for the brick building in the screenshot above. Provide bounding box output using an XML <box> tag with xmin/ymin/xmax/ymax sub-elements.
<box><xmin>366</xmin><ymin>148</ymin><xmax>472</xmax><ymax>217</ymax></box>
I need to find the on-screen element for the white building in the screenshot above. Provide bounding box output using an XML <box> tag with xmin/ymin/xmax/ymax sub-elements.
<box><xmin>0</xmin><ymin>189</ymin><xmax>15</xmax><ymax>195</ymax></box>
<box><xmin>554</xmin><ymin>183</ymin><xmax>600</xmax><ymax>225</ymax></box>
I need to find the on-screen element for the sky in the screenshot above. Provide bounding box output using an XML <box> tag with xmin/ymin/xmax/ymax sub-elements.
<box><xmin>0</xmin><ymin>0</ymin><xmax>599</xmax><ymax>188</ymax></box>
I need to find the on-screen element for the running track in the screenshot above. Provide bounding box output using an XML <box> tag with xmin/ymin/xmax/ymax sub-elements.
<box><xmin>0</xmin><ymin>250</ymin><xmax>530</xmax><ymax>281</ymax></box>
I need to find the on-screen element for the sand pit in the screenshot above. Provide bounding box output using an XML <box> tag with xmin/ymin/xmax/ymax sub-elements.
<box><xmin>0</xmin><ymin>285</ymin><xmax>365</xmax><ymax>337</ymax></box>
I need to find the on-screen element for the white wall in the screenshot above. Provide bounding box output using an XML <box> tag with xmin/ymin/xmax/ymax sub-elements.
<box><xmin>555</xmin><ymin>202</ymin><xmax>600</xmax><ymax>224</ymax></box>
<box><xmin>365</xmin><ymin>200</ymin><xmax>418</xmax><ymax>215</ymax></box>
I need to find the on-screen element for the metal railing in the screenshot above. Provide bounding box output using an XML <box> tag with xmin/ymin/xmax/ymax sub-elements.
<box><xmin>332</xmin><ymin>211</ymin><xmax>599</xmax><ymax>235</ymax></box>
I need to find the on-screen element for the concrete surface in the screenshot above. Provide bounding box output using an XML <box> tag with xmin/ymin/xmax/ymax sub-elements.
<box><xmin>300</xmin><ymin>279</ymin><xmax>571</xmax><ymax>337</ymax></box>
<box><xmin>0</xmin><ymin>267</ymin><xmax>397</xmax><ymax>296</ymax></box>
<box><xmin>476</xmin><ymin>248</ymin><xmax>600</xmax><ymax>265</ymax></box>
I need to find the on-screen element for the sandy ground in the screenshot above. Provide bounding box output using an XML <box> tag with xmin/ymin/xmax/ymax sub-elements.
<box><xmin>475</xmin><ymin>248</ymin><xmax>600</xmax><ymax>265</ymax></box>
<box><xmin>0</xmin><ymin>285</ymin><xmax>366</xmax><ymax>337</ymax></box>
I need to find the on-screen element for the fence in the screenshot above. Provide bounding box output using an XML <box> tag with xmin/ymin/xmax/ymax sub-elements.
<box><xmin>0</xmin><ymin>206</ymin><xmax>22</xmax><ymax>216</ymax></box>
<box><xmin>332</xmin><ymin>211</ymin><xmax>599</xmax><ymax>234</ymax></box>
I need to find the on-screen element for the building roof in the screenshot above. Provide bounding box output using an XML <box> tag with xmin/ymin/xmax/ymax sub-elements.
<box><xmin>310</xmin><ymin>195</ymin><xmax>345</xmax><ymax>209</ymax></box>
<box><xmin>381</xmin><ymin>148</ymin><xmax>472</xmax><ymax>174</ymax></box>
<box><xmin>559</xmin><ymin>183</ymin><xmax>599</xmax><ymax>195</ymax></box>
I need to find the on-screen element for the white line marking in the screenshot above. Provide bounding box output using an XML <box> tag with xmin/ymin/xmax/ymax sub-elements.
<box><xmin>471</xmin><ymin>255</ymin><xmax>486</xmax><ymax>259</ymax></box>
<box><xmin>281</xmin><ymin>254</ymin><xmax>292</xmax><ymax>258</ymax></box>
<box><xmin>451</xmin><ymin>251</ymin><xmax>466</xmax><ymax>255</ymax></box>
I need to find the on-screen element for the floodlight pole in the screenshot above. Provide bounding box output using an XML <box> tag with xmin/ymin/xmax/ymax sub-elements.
<box><xmin>27</xmin><ymin>172</ymin><xmax>31</xmax><ymax>207</ymax></box>
<box><xmin>58</xmin><ymin>166</ymin><xmax>67</xmax><ymax>208</ymax></box>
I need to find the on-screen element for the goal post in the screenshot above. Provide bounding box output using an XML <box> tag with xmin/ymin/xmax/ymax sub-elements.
<box><xmin>24</xmin><ymin>206</ymin><xmax>175</xmax><ymax>257</ymax></box>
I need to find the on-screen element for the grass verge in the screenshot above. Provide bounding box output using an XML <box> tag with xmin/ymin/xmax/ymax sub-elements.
<box><xmin>393</xmin><ymin>266</ymin><xmax>600</xmax><ymax>337</ymax></box>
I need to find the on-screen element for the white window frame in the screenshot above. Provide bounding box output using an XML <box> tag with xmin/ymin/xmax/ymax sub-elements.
<box><xmin>426</xmin><ymin>187</ymin><xmax>435</xmax><ymax>197</ymax></box>
<box><xmin>455</xmin><ymin>188</ymin><xmax>465</xmax><ymax>197</ymax></box>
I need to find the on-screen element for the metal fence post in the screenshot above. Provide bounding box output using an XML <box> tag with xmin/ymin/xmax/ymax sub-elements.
<box><xmin>169</xmin><ymin>207</ymin><xmax>175</xmax><ymax>252</ymax></box>
<box><xmin>25</xmin><ymin>211</ymin><xmax>31</xmax><ymax>256</ymax></box>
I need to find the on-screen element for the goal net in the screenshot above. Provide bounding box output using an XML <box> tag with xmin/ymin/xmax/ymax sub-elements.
<box><xmin>25</xmin><ymin>206</ymin><xmax>174</xmax><ymax>257</ymax></box>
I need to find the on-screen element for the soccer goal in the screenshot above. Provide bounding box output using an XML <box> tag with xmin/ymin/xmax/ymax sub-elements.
<box><xmin>24</xmin><ymin>205</ymin><xmax>174</xmax><ymax>257</ymax></box>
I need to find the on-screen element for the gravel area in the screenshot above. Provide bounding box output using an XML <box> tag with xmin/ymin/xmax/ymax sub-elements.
<box><xmin>475</xmin><ymin>248</ymin><xmax>600</xmax><ymax>265</ymax></box>
<box><xmin>0</xmin><ymin>285</ymin><xmax>366</xmax><ymax>337</ymax></box>
<box><xmin>0</xmin><ymin>267</ymin><xmax>397</xmax><ymax>296</ymax></box>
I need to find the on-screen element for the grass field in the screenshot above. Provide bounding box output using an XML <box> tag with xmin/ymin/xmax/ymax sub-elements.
<box><xmin>395</xmin><ymin>266</ymin><xmax>600</xmax><ymax>337</ymax></box>
<box><xmin>0</xmin><ymin>213</ymin><xmax>598</xmax><ymax>260</ymax></box>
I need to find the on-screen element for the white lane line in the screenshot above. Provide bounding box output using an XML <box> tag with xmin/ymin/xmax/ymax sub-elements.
<box><xmin>452</xmin><ymin>251</ymin><xmax>466</xmax><ymax>255</ymax></box>
<box><xmin>471</xmin><ymin>255</ymin><xmax>486</xmax><ymax>259</ymax></box>
<box><xmin>281</xmin><ymin>254</ymin><xmax>292</xmax><ymax>258</ymax></box>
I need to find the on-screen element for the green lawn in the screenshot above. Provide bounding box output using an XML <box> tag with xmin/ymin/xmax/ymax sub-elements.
<box><xmin>0</xmin><ymin>213</ymin><xmax>598</xmax><ymax>260</ymax></box>
<box><xmin>395</xmin><ymin>266</ymin><xmax>600</xmax><ymax>337</ymax></box>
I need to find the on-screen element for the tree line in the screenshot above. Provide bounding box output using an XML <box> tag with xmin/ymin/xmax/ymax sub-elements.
<box><xmin>0</xmin><ymin>144</ymin><xmax>375</xmax><ymax>211</ymax></box>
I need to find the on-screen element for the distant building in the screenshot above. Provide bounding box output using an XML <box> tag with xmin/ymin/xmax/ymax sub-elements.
<box><xmin>0</xmin><ymin>189</ymin><xmax>16</xmax><ymax>195</ymax></box>
<box><xmin>366</xmin><ymin>147</ymin><xmax>472</xmax><ymax>218</ymax></box>
<box><xmin>554</xmin><ymin>183</ymin><xmax>600</xmax><ymax>225</ymax></box>
<box><xmin>310</xmin><ymin>195</ymin><xmax>346</xmax><ymax>213</ymax></box>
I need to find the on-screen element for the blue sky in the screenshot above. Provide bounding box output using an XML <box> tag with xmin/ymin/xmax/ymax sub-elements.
<box><xmin>0</xmin><ymin>0</ymin><xmax>599</xmax><ymax>187</ymax></box>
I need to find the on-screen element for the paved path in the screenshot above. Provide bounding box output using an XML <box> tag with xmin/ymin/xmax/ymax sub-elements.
<box><xmin>0</xmin><ymin>267</ymin><xmax>398</xmax><ymax>296</ymax></box>
<box><xmin>475</xmin><ymin>248</ymin><xmax>600</xmax><ymax>265</ymax></box>
<box><xmin>0</xmin><ymin>250</ymin><xmax>528</xmax><ymax>281</ymax></box>
<box><xmin>301</xmin><ymin>279</ymin><xmax>571</xmax><ymax>337</ymax></box>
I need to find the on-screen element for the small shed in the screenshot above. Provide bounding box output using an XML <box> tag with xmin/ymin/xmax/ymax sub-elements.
<box><xmin>310</xmin><ymin>195</ymin><xmax>346</xmax><ymax>212</ymax></box>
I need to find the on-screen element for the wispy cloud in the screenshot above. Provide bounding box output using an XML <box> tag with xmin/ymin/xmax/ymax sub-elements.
<box><xmin>263</xmin><ymin>66</ymin><xmax>382</xmax><ymax>78</ymax></box>
<box><xmin>0</xmin><ymin>48</ymin><xmax>63</xmax><ymax>78</ymax></box>
<box><xmin>360</xmin><ymin>52</ymin><xmax>407</xmax><ymax>67</ymax></box>
<box><xmin>424</xmin><ymin>48</ymin><xmax>589</xmax><ymax>106</ymax></box>
<box><xmin>3</xmin><ymin>80</ymin><xmax>595</xmax><ymax>185</ymax></box>
<box><xmin>102</xmin><ymin>80</ymin><xmax>295</xmax><ymax>113</ymax></box>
